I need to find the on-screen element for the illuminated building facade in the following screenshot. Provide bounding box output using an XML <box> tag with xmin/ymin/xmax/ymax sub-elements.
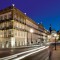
<box><xmin>0</xmin><ymin>5</ymin><xmax>48</xmax><ymax>48</ymax></box>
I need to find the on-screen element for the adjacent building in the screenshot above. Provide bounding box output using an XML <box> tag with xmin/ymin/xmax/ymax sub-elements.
<box><xmin>0</xmin><ymin>5</ymin><xmax>48</xmax><ymax>48</ymax></box>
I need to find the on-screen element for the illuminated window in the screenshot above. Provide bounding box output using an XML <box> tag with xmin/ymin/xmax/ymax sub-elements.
<box><xmin>0</xmin><ymin>16</ymin><xmax>3</xmax><ymax>20</ymax></box>
<box><xmin>7</xmin><ymin>22</ymin><xmax>9</xmax><ymax>27</ymax></box>
<box><xmin>8</xmin><ymin>30</ymin><xmax>11</xmax><ymax>35</ymax></box>
<box><xmin>4</xmin><ymin>30</ymin><xmax>7</xmax><ymax>37</ymax></box>
<box><xmin>9</xmin><ymin>21</ymin><xmax>13</xmax><ymax>26</ymax></box>
<box><xmin>18</xmin><ymin>31</ymin><xmax>20</xmax><ymax>36</ymax></box>
<box><xmin>14</xmin><ymin>30</ymin><xmax>17</xmax><ymax>36</ymax></box>
<box><xmin>16</xmin><ymin>23</ymin><xmax>18</xmax><ymax>27</ymax></box>
<box><xmin>2</xmin><ymin>23</ymin><xmax>4</xmax><ymax>28</ymax></box>
<box><xmin>18</xmin><ymin>17</ymin><xmax>20</xmax><ymax>21</ymax></box>
<box><xmin>21</xmin><ymin>17</ymin><xmax>24</xmax><ymax>23</ymax></box>
<box><xmin>14</xmin><ymin>15</ymin><xmax>17</xmax><ymax>20</ymax></box>
<box><xmin>4</xmin><ymin>22</ymin><xmax>7</xmax><ymax>27</ymax></box>
<box><xmin>4</xmin><ymin>15</ymin><xmax>7</xmax><ymax>19</ymax></box>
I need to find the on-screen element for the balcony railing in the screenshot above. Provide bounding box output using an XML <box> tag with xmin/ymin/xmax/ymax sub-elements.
<box><xmin>0</xmin><ymin>18</ymin><xmax>12</xmax><ymax>23</ymax></box>
<box><xmin>0</xmin><ymin>25</ymin><xmax>13</xmax><ymax>30</ymax></box>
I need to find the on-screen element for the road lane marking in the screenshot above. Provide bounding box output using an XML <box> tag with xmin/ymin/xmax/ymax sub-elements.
<box><xmin>13</xmin><ymin>46</ymin><xmax>49</xmax><ymax>60</ymax></box>
<box><xmin>0</xmin><ymin>46</ymin><xmax>46</xmax><ymax>60</ymax></box>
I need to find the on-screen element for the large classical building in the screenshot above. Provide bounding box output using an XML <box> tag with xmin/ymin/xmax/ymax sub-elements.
<box><xmin>0</xmin><ymin>5</ymin><xmax>48</xmax><ymax>48</ymax></box>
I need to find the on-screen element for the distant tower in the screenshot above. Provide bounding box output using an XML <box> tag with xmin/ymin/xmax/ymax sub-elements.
<box><xmin>49</xmin><ymin>24</ymin><xmax>52</xmax><ymax>34</ymax></box>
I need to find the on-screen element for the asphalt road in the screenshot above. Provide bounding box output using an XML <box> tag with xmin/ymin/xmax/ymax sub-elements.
<box><xmin>21</xmin><ymin>48</ymin><xmax>49</xmax><ymax>60</ymax></box>
<box><xmin>0</xmin><ymin>46</ymin><xmax>38</xmax><ymax>58</ymax></box>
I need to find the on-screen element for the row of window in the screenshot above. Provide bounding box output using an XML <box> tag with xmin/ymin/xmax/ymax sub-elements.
<box><xmin>14</xmin><ymin>15</ymin><xmax>25</xmax><ymax>23</ymax></box>
<box><xmin>0</xmin><ymin>40</ymin><xmax>26</xmax><ymax>47</ymax></box>
<box><xmin>14</xmin><ymin>14</ymin><xmax>38</xmax><ymax>30</ymax></box>
<box><xmin>0</xmin><ymin>12</ymin><xmax>11</xmax><ymax>20</ymax></box>
<box><xmin>0</xmin><ymin>29</ymin><xmax>12</xmax><ymax>37</ymax></box>
<box><xmin>13</xmin><ymin>21</ymin><xmax>25</xmax><ymax>29</ymax></box>
<box><xmin>0</xmin><ymin>12</ymin><xmax>37</xmax><ymax>30</ymax></box>
<box><xmin>14</xmin><ymin>30</ymin><xmax>26</xmax><ymax>37</ymax></box>
<box><xmin>0</xmin><ymin>13</ymin><xmax>44</xmax><ymax>36</ymax></box>
<box><xmin>0</xmin><ymin>24</ymin><xmax>44</xmax><ymax>38</ymax></box>
<box><xmin>0</xmin><ymin>22</ymin><xmax>42</xmax><ymax>36</ymax></box>
<box><xmin>0</xmin><ymin>21</ymin><xmax>13</xmax><ymax>29</ymax></box>
<box><xmin>13</xmin><ymin>21</ymin><xmax>40</xmax><ymax>34</ymax></box>
<box><xmin>26</xmin><ymin>19</ymin><xmax>38</xmax><ymax>29</ymax></box>
<box><xmin>0</xmin><ymin>29</ymin><xmax>26</xmax><ymax>38</ymax></box>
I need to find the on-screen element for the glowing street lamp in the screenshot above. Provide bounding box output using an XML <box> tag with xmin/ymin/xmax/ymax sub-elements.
<box><xmin>30</xmin><ymin>29</ymin><xmax>34</xmax><ymax>44</ymax></box>
<box><xmin>12</xmin><ymin>4</ymin><xmax>15</xmax><ymax>7</ymax></box>
<box><xmin>30</xmin><ymin>29</ymin><xmax>34</xmax><ymax>33</ymax></box>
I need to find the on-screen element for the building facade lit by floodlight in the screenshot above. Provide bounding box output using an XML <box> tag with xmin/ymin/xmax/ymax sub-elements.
<box><xmin>0</xmin><ymin>5</ymin><xmax>48</xmax><ymax>48</ymax></box>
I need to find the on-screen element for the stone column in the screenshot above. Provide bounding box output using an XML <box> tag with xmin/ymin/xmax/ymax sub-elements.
<box><xmin>2</xmin><ymin>42</ymin><xmax>4</xmax><ymax>48</ymax></box>
<box><xmin>11</xmin><ymin>37</ymin><xmax>15</xmax><ymax>48</ymax></box>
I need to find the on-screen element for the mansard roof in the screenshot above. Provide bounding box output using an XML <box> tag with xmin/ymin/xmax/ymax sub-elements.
<box><xmin>0</xmin><ymin>5</ymin><xmax>38</xmax><ymax>26</ymax></box>
<box><xmin>0</xmin><ymin>6</ymin><xmax>13</xmax><ymax>14</ymax></box>
<box><xmin>0</xmin><ymin>5</ymin><xmax>47</xmax><ymax>32</ymax></box>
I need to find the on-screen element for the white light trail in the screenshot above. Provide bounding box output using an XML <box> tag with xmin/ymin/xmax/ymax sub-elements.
<box><xmin>14</xmin><ymin>46</ymin><xmax>49</xmax><ymax>60</ymax></box>
<box><xmin>0</xmin><ymin>46</ymin><xmax>49</xmax><ymax>60</ymax></box>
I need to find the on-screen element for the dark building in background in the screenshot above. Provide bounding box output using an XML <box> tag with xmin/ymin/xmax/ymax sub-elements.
<box><xmin>49</xmin><ymin>24</ymin><xmax>52</xmax><ymax>34</ymax></box>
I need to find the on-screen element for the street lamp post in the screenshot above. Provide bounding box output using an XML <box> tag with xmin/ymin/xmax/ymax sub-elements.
<box><xmin>55</xmin><ymin>37</ymin><xmax>56</xmax><ymax>50</ymax></box>
<box><xmin>30</xmin><ymin>29</ymin><xmax>34</xmax><ymax>44</ymax></box>
<box><xmin>54</xmin><ymin>34</ymin><xmax>57</xmax><ymax>50</ymax></box>
<box><xmin>31</xmin><ymin>33</ymin><xmax>32</xmax><ymax>43</ymax></box>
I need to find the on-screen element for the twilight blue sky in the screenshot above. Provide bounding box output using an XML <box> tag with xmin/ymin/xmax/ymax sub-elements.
<box><xmin>0</xmin><ymin>0</ymin><xmax>60</xmax><ymax>31</ymax></box>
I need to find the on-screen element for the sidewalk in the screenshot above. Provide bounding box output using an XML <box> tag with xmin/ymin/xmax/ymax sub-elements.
<box><xmin>50</xmin><ymin>46</ymin><xmax>60</xmax><ymax>60</ymax></box>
